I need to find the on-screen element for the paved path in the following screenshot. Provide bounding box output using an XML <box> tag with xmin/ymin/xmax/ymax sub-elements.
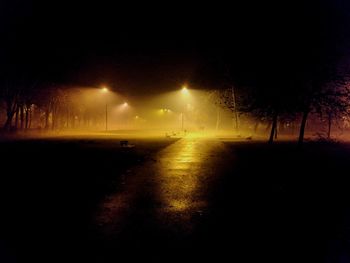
<box><xmin>97</xmin><ymin>137</ymin><xmax>229</xmax><ymax>229</ymax></box>
<box><xmin>94</xmin><ymin>137</ymin><xmax>232</xmax><ymax>261</ymax></box>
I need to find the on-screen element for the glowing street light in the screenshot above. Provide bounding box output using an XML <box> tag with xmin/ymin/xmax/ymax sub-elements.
<box><xmin>181</xmin><ymin>85</ymin><xmax>189</xmax><ymax>95</ymax></box>
<box><xmin>160</xmin><ymin>108</ymin><xmax>171</xmax><ymax>113</ymax></box>
<box><xmin>101</xmin><ymin>86</ymin><xmax>109</xmax><ymax>131</ymax></box>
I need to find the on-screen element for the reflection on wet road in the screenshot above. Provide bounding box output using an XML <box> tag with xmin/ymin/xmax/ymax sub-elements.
<box><xmin>96</xmin><ymin>137</ymin><xmax>227</xmax><ymax>233</ymax></box>
<box><xmin>155</xmin><ymin>138</ymin><xmax>216</xmax><ymax>225</ymax></box>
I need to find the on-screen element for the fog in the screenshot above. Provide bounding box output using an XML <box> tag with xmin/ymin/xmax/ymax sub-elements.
<box><xmin>2</xmin><ymin>85</ymin><xmax>350</xmax><ymax>142</ymax></box>
<box><xmin>0</xmin><ymin>86</ymin><xmax>243</xmax><ymax>136</ymax></box>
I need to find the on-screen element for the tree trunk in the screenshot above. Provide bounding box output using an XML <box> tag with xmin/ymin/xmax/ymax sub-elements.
<box><xmin>3</xmin><ymin>100</ymin><xmax>17</xmax><ymax>131</ymax></box>
<box><xmin>3</xmin><ymin>113</ymin><xmax>14</xmax><ymax>130</ymax></box>
<box><xmin>298</xmin><ymin>110</ymin><xmax>309</xmax><ymax>146</ymax></box>
<box><xmin>25</xmin><ymin>107</ymin><xmax>29</xmax><ymax>130</ymax></box>
<box><xmin>52</xmin><ymin>107</ymin><xmax>57</xmax><ymax>130</ymax></box>
<box><xmin>28</xmin><ymin>109</ymin><xmax>32</xmax><ymax>129</ymax></box>
<box><xmin>4</xmin><ymin>109</ymin><xmax>15</xmax><ymax>131</ymax></box>
<box><xmin>45</xmin><ymin>108</ymin><xmax>50</xmax><ymax>129</ymax></box>
<box><xmin>15</xmin><ymin>107</ymin><xmax>19</xmax><ymax>130</ymax></box>
<box><xmin>216</xmin><ymin>106</ymin><xmax>220</xmax><ymax>131</ymax></box>
<box><xmin>231</xmin><ymin>86</ymin><xmax>239</xmax><ymax>131</ymax></box>
<box><xmin>268</xmin><ymin>112</ymin><xmax>278</xmax><ymax>144</ymax></box>
<box><xmin>20</xmin><ymin>105</ymin><xmax>24</xmax><ymax>130</ymax></box>
<box><xmin>327</xmin><ymin>112</ymin><xmax>332</xmax><ymax>139</ymax></box>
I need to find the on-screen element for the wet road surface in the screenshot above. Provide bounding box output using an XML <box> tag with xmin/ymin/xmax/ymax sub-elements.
<box><xmin>92</xmin><ymin>139</ymin><xmax>350</xmax><ymax>263</ymax></box>
<box><xmin>94</xmin><ymin>137</ymin><xmax>232</xmax><ymax>262</ymax></box>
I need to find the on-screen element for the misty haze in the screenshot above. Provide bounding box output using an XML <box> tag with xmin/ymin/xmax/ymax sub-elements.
<box><xmin>1</xmin><ymin>1</ymin><xmax>350</xmax><ymax>263</ymax></box>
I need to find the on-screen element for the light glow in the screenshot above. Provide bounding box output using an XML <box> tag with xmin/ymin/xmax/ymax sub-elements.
<box><xmin>181</xmin><ymin>86</ymin><xmax>189</xmax><ymax>95</ymax></box>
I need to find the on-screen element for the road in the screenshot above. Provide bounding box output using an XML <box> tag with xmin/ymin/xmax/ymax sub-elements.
<box><xmin>94</xmin><ymin>137</ymin><xmax>233</xmax><ymax>262</ymax></box>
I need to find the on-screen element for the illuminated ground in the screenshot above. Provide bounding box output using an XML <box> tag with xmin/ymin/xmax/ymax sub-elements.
<box><xmin>0</xmin><ymin>135</ymin><xmax>349</xmax><ymax>262</ymax></box>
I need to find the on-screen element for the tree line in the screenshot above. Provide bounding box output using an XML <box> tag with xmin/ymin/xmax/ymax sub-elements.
<box><xmin>195</xmin><ymin>0</ymin><xmax>350</xmax><ymax>145</ymax></box>
<box><xmin>0</xmin><ymin>82</ymin><xmax>106</xmax><ymax>132</ymax></box>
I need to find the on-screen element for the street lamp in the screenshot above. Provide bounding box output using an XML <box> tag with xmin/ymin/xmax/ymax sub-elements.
<box><xmin>181</xmin><ymin>86</ymin><xmax>189</xmax><ymax>95</ymax></box>
<box><xmin>101</xmin><ymin>87</ymin><xmax>109</xmax><ymax>131</ymax></box>
<box><xmin>180</xmin><ymin>85</ymin><xmax>189</xmax><ymax>131</ymax></box>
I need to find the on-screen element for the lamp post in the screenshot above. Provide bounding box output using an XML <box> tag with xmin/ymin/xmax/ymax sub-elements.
<box><xmin>121</xmin><ymin>102</ymin><xmax>129</xmax><ymax>129</ymax></box>
<box><xmin>181</xmin><ymin>86</ymin><xmax>189</xmax><ymax>131</ymax></box>
<box><xmin>101</xmin><ymin>87</ymin><xmax>109</xmax><ymax>131</ymax></box>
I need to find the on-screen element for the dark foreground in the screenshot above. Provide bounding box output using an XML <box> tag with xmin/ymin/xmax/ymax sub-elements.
<box><xmin>0</xmin><ymin>136</ymin><xmax>350</xmax><ymax>262</ymax></box>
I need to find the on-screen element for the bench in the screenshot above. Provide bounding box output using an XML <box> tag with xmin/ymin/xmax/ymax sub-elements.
<box><xmin>120</xmin><ymin>140</ymin><xmax>129</xmax><ymax>147</ymax></box>
<box><xmin>120</xmin><ymin>140</ymin><xmax>135</xmax><ymax>148</ymax></box>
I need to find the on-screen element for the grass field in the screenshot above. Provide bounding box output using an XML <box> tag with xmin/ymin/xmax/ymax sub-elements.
<box><xmin>0</xmin><ymin>136</ymin><xmax>178</xmax><ymax>262</ymax></box>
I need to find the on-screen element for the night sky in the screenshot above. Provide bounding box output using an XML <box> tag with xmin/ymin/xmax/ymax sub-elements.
<box><xmin>1</xmin><ymin>0</ymin><xmax>350</xmax><ymax>95</ymax></box>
